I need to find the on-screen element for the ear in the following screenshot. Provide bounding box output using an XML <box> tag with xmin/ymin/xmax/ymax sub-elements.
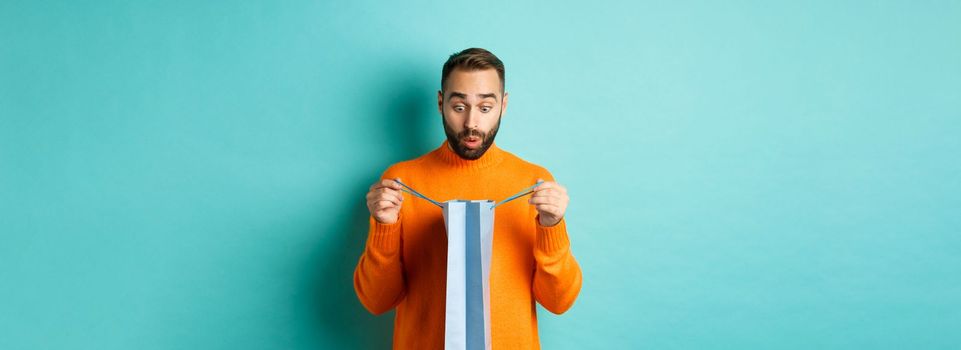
<box><xmin>437</xmin><ymin>90</ymin><xmax>444</xmax><ymax>115</ymax></box>
<box><xmin>501</xmin><ymin>91</ymin><xmax>509</xmax><ymax>115</ymax></box>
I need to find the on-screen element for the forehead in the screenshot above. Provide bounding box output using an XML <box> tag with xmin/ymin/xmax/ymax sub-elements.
<box><xmin>445</xmin><ymin>68</ymin><xmax>501</xmax><ymax>95</ymax></box>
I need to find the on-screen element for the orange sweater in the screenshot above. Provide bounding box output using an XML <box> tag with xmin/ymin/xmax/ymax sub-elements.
<box><xmin>354</xmin><ymin>140</ymin><xmax>583</xmax><ymax>349</ymax></box>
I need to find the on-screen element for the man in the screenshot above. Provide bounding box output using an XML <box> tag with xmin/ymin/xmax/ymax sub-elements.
<box><xmin>354</xmin><ymin>48</ymin><xmax>582</xmax><ymax>349</ymax></box>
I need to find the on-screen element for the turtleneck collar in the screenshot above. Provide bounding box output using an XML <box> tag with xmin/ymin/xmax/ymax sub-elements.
<box><xmin>432</xmin><ymin>139</ymin><xmax>505</xmax><ymax>170</ymax></box>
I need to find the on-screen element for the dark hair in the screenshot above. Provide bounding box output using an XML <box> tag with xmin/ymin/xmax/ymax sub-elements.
<box><xmin>441</xmin><ymin>48</ymin><xmax>505</xmax><ymax>92</ymax></box>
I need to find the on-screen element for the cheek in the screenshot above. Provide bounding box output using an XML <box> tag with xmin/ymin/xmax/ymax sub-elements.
<box><xmin>443</xmin><ymin>114</ymin><xmax>463</xmax><ymax>132</ymax></box>
<box><xmin>481</xmin><ymin>115</ymin><xmax>501</xmax><ymax>133</ymax></box>
<box><xmin>445</xmin><ymin>109</ymin><xmax>464</xmax><ymax>120</ymax></box>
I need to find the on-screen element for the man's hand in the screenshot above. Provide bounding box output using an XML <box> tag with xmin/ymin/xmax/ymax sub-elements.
<box><xmin>528</xmin><ymin>178</ymin><xmax>568</xmax><ymax>227</ymax></box>
<box><xmin>367</xmin><ymin>178</ymin><xmax>404</xmax><ymax>224</ymax></box>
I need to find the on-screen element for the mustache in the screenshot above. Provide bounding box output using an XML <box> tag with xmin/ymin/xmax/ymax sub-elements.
<box><xmin>459</xmin><ymin>129</ymin><xmax>486</xmax><ymax>139</ymax></box>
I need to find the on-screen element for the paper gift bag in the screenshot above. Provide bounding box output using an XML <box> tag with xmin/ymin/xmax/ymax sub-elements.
<box><xmin>393</xmin><ymin>180</ymin><xmax>541</xmax><ymax>350</ymax></box>
<box><xmin>442</xmin><ymin>200</ymin><xmax>494</xmax><ymax>350</ymax></box>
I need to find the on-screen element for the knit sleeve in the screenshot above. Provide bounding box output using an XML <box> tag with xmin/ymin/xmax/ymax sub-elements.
<box><xmin>533</xmin><ymin>216</ymin><xmax>583</xmax><ymax>314</ymax></box>
<box><xmin>531</xmin><ymin>169</ymin><xmax>583</xmax><ymax>314</ymax></box>
<box><xmin>353</xmin><ymin>168</ymin><xmax>407</xmax><ymax>315</ymax></box>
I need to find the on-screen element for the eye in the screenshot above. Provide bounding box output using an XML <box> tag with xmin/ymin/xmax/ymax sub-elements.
<box><xmin>453</xmin><ymin>106</ymin><xmax>465</xmax><ymax>112</ymax></box>
<box><xmin>481</xmin><ymin>106</ymin><xmax>492</xmax><ymax>113</ymax></box>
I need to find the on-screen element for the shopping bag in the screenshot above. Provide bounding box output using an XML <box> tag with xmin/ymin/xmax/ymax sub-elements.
<box><xmin>443</xmin><ymin>200</ymin><xmax>494</xmax><ymax>350</ymax></box>
<box><xmin>394</xmin><ymin>180</ymin><xmax>541</xmax><ymax>350</ymax></box>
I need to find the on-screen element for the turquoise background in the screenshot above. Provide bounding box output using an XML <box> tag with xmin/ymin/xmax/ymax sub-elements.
<box><xmin>2</xmin><ymin>1</ymin><xmax>960</xmax><ymax>349</ymax></box>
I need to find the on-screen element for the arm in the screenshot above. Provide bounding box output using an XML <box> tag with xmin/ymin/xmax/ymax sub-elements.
<box><xmin>532</xmin><ymin>217</ymin><xmax>583</xmax><ymax>314</ymax></box>
<box><xmin>353</xmin><ymin>216</ymin><xmax>406</xmax><ymax>315</ymax></box>
<box><xmin>353</xmin><ymin>174</ymin><xmax>407</xmax><ymax>315</ymax></box>
<box><xmin>529</xmin><ymin>171</ymin><xmax>583</xmax><ymax>314</ymax></box>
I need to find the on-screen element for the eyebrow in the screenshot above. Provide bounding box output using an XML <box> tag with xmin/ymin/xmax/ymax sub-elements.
<box><xmin>447</xmin><ymin>91</ymin><xmax>499</xmax><ymax>102</ymax></box>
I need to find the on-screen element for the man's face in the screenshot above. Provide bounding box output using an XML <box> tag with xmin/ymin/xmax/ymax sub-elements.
<box><xmin>437</xmin><ymin>68</ymin><xmax>509</xmax><ymax>160</ymax></box>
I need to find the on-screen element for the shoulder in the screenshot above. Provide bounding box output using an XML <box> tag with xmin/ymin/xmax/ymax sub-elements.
<box><xmin>499</xmin><ymin>148</ymin><xmax>556</xmax><ymax>181</ymax></box>
<box><xmin>379</xmin><ymin>152</ymin><xmax>432</xmax><ymax>180</ymax></box>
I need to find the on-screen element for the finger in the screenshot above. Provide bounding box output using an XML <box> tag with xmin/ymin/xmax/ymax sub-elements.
<box><xmin>534</xmin><ymin>203</ymin><xmax>561</xmax><ymax>215</ymax></box>
<box><xmin>528</xmin><ymin>193</ymin><xmax>555</xmax><ymax>205</ymax></box>
<box><xmin>531</xmin><ymin>188</ymin><xmax>559</xmax><ymax>198</ymax></box>
<box><xmin>384</xmin><ymin>190</ymin><xmax>404</xmax><ymax>204</ymax></box>
<box><xmin>376</xmin><ymin>187</ymin><xmax>402</xmax><ymax>196</ymax></box>
<box><xmin>370</xmin><ymin>192</ymin><xmax>402</xmax><ymax>207</ymax></box>
<box><xmin>529</xmin><ymin>189</ymin><xmax>553</xmax><ymax>198</ymax></box>
<box><xmin>536</xmin><ymin>179</ymin><xmax>566</xmax><ymax>194</ymax></box>
<box><xmin>388</xmin><ymin>177</ymin><xmax>403</xmax><ymax>190</ymax></box>
<box><xmin>375</xmin><ymin>179</ymin><xmax>395</xmax><ymax>189</ymax></box>
<box><xmin>367</xmin><ymin>189</ymin><xmax>398</xmax><ymax>203</ymax></box>
<box><xmin>378</xmin><ymin>191</ymin><xmax>404</xmax><ymax>205</ymax></box>
<box><xmin>534</xmin><ymin>178</ymin><xmax>547</xmax><ymax>190</ymax></box>
<box><xmin>527</xmin><ymin>196</ymin><xmax>567</xmax><ymax>207</ymax></box>
<box><xmin>543</xmin><ymin>184</ymin><xmax>566</xmax><ymax>197</ymax></box>
<box><xmin>528</xmin><ymin>196</ymin><xmax>557</xmax><ymax>205</ymax></box>
<box><xmin>534</xmin><ymin>181</ymin><xmax>557</xmax><ymax>192</ymax></box>
<box><xmin>547</xmin><ymin>192</ymin><xmax>568</xmax><ymax>202</ymax></box>
<box><xmin>373</xmin><ymin>178</ymin><xmax>403</xmax><ymax>191</ymax></box>
<box><xmin>530</xmin><ymin>193</ymin><xmax>567</xmax><ymax>205</ymax></box>
<box><xmin>369</xmin><ymin>199</ymin><xmax>391</xmax><ymax>211</ymax></box>
<box><xmin>373</xmin><ymin>200</ymin><xmax>400</xmax><ymax>210</ymax></box>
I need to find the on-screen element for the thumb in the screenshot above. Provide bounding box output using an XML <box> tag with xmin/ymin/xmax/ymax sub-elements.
<box><xmin>534</xmin><ymin>178</ymin><xmax>546</xmax><ymax>190</ymax></box>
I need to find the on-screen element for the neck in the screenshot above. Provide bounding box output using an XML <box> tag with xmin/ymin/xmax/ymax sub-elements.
<box><xmin>434</xmin><ymin>140</ymin><xmax>504</xmax><ymax>171</ymax></box>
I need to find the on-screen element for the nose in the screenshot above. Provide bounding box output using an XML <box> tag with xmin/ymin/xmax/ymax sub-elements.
<box><xmin>464</xmin><ymin>108</ymin><xmax>480</xmax><ymax>130</ymax></box>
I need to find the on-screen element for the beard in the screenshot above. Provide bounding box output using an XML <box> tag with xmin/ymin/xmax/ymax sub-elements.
<box><xmin>442</xmin><ymin>110</ymin><xmax>502</xmax><ymax>160</ymax></box>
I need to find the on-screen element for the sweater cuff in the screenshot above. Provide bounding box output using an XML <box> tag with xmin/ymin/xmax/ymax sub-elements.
<box><xmin>535</xmin><ymin>216</ymin><xmax>570</xmax><ymax>254</ymax></box>
<box><xmin>367</xmin><ymin>215</ymin><xmax>401</xmax><ymax>254</ymax></box>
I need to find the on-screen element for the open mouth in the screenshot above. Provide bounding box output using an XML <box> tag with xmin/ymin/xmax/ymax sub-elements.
<box><xmin>462</xmin><ymin>136</ymin><xmax>482</xmax><ymax>149</ymax></box>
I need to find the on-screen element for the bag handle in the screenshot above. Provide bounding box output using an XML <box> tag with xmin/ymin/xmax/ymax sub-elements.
<box><xmin>493</xmin><ymin>181</ymin><xmax>543</xmax><ymax>208</ymax></box>
<box><xmin>392</xmin><ymin>179</ymin><xmax>544</xmax><ymax>209</ymax></box>
<box><xmin>394</xmin><ymin>179</ymin><xmax>444</xmax><ymax>208</ymax></box>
